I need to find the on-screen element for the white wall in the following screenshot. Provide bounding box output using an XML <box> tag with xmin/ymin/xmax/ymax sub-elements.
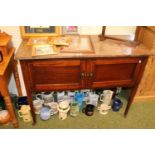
<box><xmin>0</xmin><ymin>26</ymin><xmax>136</xmax><ymax>96</ymax></box>
<box><xmin>0</xmin><ymin>26</ymin><xmax>27</xmax><ymax>95</ymax></box>
<box><xmin>79</xmin><ymin>26</ymin><xmax>136</xmax><ymax>35</ymax></box>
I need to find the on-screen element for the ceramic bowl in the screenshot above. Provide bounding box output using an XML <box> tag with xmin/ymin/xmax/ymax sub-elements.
<box><xmin>0</xmin><ymin>110</ymin><xmax>10</xmax><ymax>124</ymax></box>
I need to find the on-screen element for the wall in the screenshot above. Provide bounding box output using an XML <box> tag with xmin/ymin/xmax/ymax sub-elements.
<box><xmin>0</xmin><ymin>26</ymin><xmax>136</xmax><ymax>96</ymax></box>
<box><xmin>0</xmin><ymin>26</ymin><xmax>25</xmax><ymax>95</ymax></box>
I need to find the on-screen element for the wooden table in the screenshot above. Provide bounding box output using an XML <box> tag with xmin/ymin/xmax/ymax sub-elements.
<box><xmin>15</xmin><ymin>35</ymin><xmax>151</xmax><ymax>125</ymax></box>
<box><xmin>0</xmin><ymin>48</ymin><xmax>22</xmax><ymax>128</ymax></box>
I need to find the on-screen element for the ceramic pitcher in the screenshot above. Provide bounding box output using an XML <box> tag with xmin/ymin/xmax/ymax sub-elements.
<box><xmin>18</xmin><ymin>105</ymin><xmax>32</xmax><ymax>122</ymax></box>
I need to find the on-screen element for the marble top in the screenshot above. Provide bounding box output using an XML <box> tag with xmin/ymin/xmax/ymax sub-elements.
<box><xmin>15</xmin><ymin>35</ymin><xmax>154</xmax><ymax>60</ymax></box>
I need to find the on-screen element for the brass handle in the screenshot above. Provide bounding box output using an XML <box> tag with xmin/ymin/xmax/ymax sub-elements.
<box><xmin>89</xmin><ymin>73</ymin><xmax>93</xmax><ymax>79</ymax></box>
<box><xmin>81</xmin><ymin>73</ymin><xmax>85</xmax><ymax>79</ymax></box>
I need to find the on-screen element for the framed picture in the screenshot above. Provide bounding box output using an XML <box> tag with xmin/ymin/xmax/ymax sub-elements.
<box><xmin>62</xmin><ymin>26</ymin><xmax>79</xmax><ymax>35</ymax></box>
<box><xmin>20</xmin><ymin>26</ymin><xmax>61</xmax><ymax>38</ymax></box>
<box><xmin>32</xmin><ymin>45</ymin><xmax>58</xmax><ymax>56</ymax></box>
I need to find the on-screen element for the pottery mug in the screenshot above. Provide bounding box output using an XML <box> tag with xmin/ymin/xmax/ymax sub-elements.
<box><xmin>82</xmin><ymin>104</ymin><xmax>95</xmax><ymax>116</ymax></box>
<box><xmin>33</xmin><ymin>99</ymin><xmax>44</xmax><ymax>114</ymax></box>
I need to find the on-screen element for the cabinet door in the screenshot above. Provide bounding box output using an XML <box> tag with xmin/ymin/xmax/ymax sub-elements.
<box><xmin>26</xmin><ymin>59</ymin><xmax>86</xmax><ymax>91</ymax></box>
<box><xmin>87</xmin><ymin>57</ymin><xmax>143</xmax><ymax>88</ymax></box>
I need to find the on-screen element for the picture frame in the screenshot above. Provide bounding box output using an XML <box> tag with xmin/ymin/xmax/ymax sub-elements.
<box><xmin>20</xmin><ymin>26</ymin><xmax>61</xmax><ymax>38</ymax></box>
<box><xmin>26</xmin><ymin>37</ymin><xmax>50</xmax><ymax>45</ymax></box>
<box><xmin>62</xmin><ymin>26</ymin><xmax>79</xmax><ymax>35</ymax></box>
<box><xmin>32</xmin><ymin>45</ymin><xmax>58</xmax><ymax>57</ymax></box>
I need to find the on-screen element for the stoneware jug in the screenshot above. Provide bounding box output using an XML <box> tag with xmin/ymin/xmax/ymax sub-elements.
<box><xmin>40</xmin><ymin>106</ymin><xmax>53</xmax><ymax>120</ymax></box>
<box><xmin>88</xmin><ymin>93</ymin><xmax>99</xmax><ymax>107</ymax></box>
<box><xmin>44</xmin><ymin>102</ymin><xmax>58</xmax><ymax>115</ymax></box>
<box><xmin>70</xmin><ymin>102</ymin><xmax>79</xmax><ymax>117</ymax></box>
<box><xmin>41</xmin><ymin>92</ymin><xmax>54</xmax><ymax>103</ymax></box>
<box><xmin>99</xmin><ymin>90</ymin><xmax>113</xmax><ymax>105</ymax></box>
<box><xmin>112</xmin><ymin>98</ymin><xmax>123</xmax><ymax>112</ymax></box>
<box><xmin>33</xmin><ymin>99</ymin><xmax>44</xmax><ymax>114</ymax></box>
<box><xmin>57</xmin><ymin>100</ymin><xmax>70</xmax><ymax>120</ymax></box>
<box><xmin>98</xmin><ymin>104</ymin><xmax>111</xmax><ymax>115</ymax></box>
<box><xmin>18</xmin><ymin>105</ymin><xmax>32</xmax><ymax>122</ymax></box>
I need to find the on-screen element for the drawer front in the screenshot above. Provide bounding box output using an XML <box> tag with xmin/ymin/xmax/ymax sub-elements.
<box><xmin>88</xmin><ymin>57</ymin><xmax>143</xmax><ymax>88</ymax></box>
<box><xmin>26</xmin><ymin>59</ymin><xmax>85</xmax><ymax>91</ymax></box>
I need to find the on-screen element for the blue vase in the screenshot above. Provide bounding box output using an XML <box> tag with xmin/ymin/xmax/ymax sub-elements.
<box><xmin>74</xmin><ymin>92</ymin><xmax>84</xmax><ymax>109</ymax></box>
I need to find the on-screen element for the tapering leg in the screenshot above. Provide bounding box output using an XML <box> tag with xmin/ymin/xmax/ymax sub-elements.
<box><xmin>12</xmin><ymin>59</ymin><xmax>22</xmax><ymax>96</ymax></box>
<box><xmin>27</xmin><ymin>92</ymin><xmax>36</xmax><ymax>125</ymax></box>
<box><xmin>2</xmin><ymin>92</ymin><xmax>18</xmax><ymax>128</ymax></box>
<box><xmin>124</xmin><ymin>87</ymin><xmax>136</xmax><ymax>117</ymax></box>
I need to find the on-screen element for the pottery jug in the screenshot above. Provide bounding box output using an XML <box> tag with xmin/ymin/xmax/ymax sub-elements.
<box><xmin>40</xmin><ymin>106</ymin><xmax>52</xmax><ymax>120</ymax></box>
<box><xmin>57</xmin><ymin>91</ymin><xmax>65</xmax><ymax>101</ymax></box>
<box><xmin>44</xmin><ymin>102</ymin><xmax>58</xmax><ymax>115</ymax></box>
<box><xmin>88</xmin><ymin>94</ymin><xmax>99</xmax><ymax>107</ymax></box>
<box><xmin>57</xmin><ymin>100</ymin><xmax>70</xmax><ymax>120</ymax></box>
<box><xmin>98</xmin><ymin>104</ymin><xmax>111</xmax><ymax>115</ymax></box>
<box><xmin>70</xmin><ymin>102</ymin><xmax>79</xmax><ymax>117</ymax></box>
<box><xmin>33</xmin><ymin>99</ymin><xmax>44</xmax><ymax>114</ymax></box>
<box><xmin>18</xmin><ymin>105</ymin><xmax>32</xmax><ymax>122</ymax></box>
<box><xmin>99</xmin><ymin>90</ymin><xmax>113</xmax><ymax>105</ymax></box>
<box><xmin>74</xmin><ymin>92</ymin><xmax>84</xmax><ymax>109</ymax></box>
<box><xmin>112</xmin><ymin>98</ymin><xmax>123</xmax><ymax>112</ymax></box>
<box><xmin>41</xmin><ymin>92</ymin><xmax>54</xmax><ymax>103</ymax></box>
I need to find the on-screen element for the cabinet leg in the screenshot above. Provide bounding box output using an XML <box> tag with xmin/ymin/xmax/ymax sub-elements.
<box><xmin>3</xmin><ymin>95</ymin><xmax>19</xmax><ymax>128</ymax></box>
<box><xmin>27</xmin><ymin>92</ymin><xmax>36</xmax><ymax>125</ymax></box>
<box><xmin>124</xmin><ymin>87</ymin><xmax>136</xmax><ymax>117</ymax></box>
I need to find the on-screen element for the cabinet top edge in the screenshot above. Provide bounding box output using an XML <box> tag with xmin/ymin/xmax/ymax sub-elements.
<box><xmin>15</xmin><ymin>35</ymin><xmax>153</xmax><ymax>60</ymax></box>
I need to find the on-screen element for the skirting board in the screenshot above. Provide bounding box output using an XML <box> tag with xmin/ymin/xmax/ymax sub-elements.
<box><xmin>134</xmin><ymin>95</ymin><xmax>155</xmax><ymax>103</ymax></box>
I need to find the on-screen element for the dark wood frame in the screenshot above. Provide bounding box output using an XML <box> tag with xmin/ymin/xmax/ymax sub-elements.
<box><xmin>99</xmin><ymin>26</ymin><xmax>139</xmax><ymax>46</ymax></box>
<box><xmin>20</xmin><ymin>56</ymin><xmax>148</xmax><ymax>125</ymax></box>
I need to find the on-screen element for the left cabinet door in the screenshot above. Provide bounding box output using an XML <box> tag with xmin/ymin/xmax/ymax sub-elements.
<box><xmin>23</xmin><ymin>59</ymin><xmax>86</xmax><ymax>91</ymax></box>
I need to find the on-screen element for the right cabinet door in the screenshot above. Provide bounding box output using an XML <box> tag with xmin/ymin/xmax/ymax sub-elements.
<box><xmin>88</xmin><ymin>57</ymin><xmax>143</xmax><ymax>88</ymax></box>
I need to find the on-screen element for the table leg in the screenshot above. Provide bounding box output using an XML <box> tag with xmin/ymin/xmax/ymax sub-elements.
<box><xmin>27</xmin><ymin>92</ymin><xmax>36</xmax><ymax>125</ymax></box>
<box><xmin>12</xmin><ymin>60</ymin><xmax>22</xmax><ymax>96</ymax></box>
<box><xmin>124</xmin><ymin>87</ymin><xmax>136</xmax><ymax>117</ymax></box>
<box><xmin>3</xmin><ymin>94</ymin><xmax>18</xmax><ymax>128</ymax></box>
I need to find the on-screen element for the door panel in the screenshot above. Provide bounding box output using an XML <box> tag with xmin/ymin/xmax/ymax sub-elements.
<box><xmin>27</xmin><ymin>59</ymin><xmax>86</xmax><ymax>91</ymax></box>
<box><xmin>88</xmin><ymin>58</ymin><xmax>142</xmax><ymax>88</ymax></box>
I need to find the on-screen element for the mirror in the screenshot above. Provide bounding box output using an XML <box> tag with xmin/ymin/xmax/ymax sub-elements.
<box><xmin>99</xmin><ymin>26</ymin><xmax>139</xmax><ymax>46</ymax></box>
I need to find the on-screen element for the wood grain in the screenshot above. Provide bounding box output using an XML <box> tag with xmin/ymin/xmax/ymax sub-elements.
<box><xmin>135</xmin><ymin>26</ymin><xmax>155</xmax><ymax>100</ymax></box>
